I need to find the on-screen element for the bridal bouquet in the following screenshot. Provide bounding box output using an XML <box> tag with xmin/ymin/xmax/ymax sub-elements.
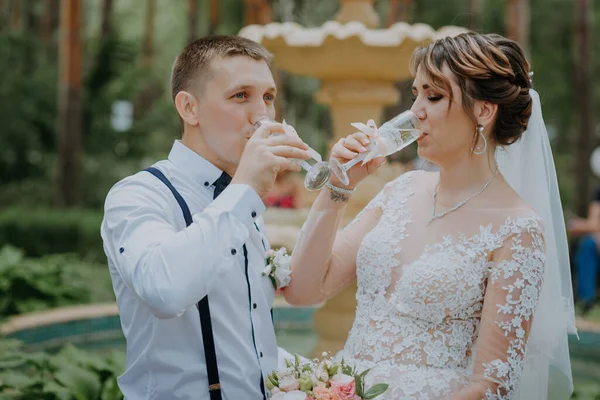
<box><xmin>263</xmin><ymin>247</ymin><xmax>292</xmax><ymax>290</ymax></box>
<box><xmin>266</xmin><ymin>354</ymin><xmax>388</xmax><ymax>399</ymax></box>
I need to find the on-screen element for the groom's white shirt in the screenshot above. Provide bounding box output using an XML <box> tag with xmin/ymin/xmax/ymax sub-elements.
<box><xmin>101</xmin><ymin>140</ymin><xmax>277</xmax><ymax>400</ymax></box>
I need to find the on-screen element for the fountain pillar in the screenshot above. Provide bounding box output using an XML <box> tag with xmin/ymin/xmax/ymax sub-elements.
<box><xmin>315</xmin><ymin>80</ymin><xmax>399</xmax><ymax>150</ymax></box>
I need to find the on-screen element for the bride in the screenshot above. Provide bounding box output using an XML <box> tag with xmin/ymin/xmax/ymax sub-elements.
<box><xmin>284</xmin><ymin>32</ymin><xmax>576</xmax><ymax>399</ymax></box>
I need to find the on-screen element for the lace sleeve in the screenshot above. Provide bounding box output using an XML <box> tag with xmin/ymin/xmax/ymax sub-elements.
<box><xmin>452</xmin><ymin>220</ymin><xmax>545</xmax><ymax>399</ymax></box>
<box><xmin>283</xmin><ymin>178</ymin><xmax>396</xmax><ymax>306</ymax></box>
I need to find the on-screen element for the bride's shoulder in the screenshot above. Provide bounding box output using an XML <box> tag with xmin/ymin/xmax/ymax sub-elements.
<box><xmin>499</xmin><ymin>199</ymin><xmax>545</xmax><ymax>238</ymax></box>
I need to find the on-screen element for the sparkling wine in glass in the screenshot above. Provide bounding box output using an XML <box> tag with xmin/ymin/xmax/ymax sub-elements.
<box><xmin>253</xmin><ymin>117</ymin><xmax>332</xmax><ymax>191</ymax></box>
<box><xmin>330</xmin><ymin>110</ymin><xmax>422</xmax><ymax>186</ymax></box>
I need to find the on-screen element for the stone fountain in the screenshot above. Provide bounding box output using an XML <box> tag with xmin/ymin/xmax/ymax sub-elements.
<box><xmin>240</xmin><ymin>0</ymin><xmax>464</xmax><ymax>357</ymax></box>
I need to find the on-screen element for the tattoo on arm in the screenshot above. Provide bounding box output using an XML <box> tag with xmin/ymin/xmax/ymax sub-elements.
<box><xmin>329</xmin><ymin>190</ymin><xmax>350</xmax><ymax>203</ymax></box>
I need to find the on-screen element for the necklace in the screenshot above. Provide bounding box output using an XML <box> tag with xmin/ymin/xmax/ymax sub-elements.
<box><xmin>428</xmin><ymin>174</ymin><xmax>495</xmax><ymax>225</ymax></box>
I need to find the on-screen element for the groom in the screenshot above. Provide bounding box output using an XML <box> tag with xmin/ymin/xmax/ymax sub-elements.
<box><xmin>100</xmin><ymin>35</ymin><xmax>311</xmax><ymax>400</ymax></box>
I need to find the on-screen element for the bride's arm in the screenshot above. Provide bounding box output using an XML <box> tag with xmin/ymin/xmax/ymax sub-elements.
<box><xmin>283</xmin><ymin>182</ymin><xmax>390</xmax><ymax>306</ymax></box>
<box><xmin>448</xmin><ymin>221</ymin><xmax>545</xmax><ymax>400</ymax></box>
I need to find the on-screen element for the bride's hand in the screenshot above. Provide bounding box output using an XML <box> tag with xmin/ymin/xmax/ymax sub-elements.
<box><xmin>329</xmin><ymin>131</ymin><xmax>386</xmax><ymax>189</ymax></box>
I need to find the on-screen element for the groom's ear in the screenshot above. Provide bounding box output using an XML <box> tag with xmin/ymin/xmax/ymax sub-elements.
<box><xmin>473</xmin><ymin>100</ymin><xmax>497</xmax><ymax>128</ymax></box>
<box><xmin>175</xmin><ymin>91</ymin><xmax>200</xmax><ymax>127</ymax></box>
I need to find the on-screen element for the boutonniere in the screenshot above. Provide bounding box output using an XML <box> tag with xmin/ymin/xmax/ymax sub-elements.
<box><xmin>262</xmin><ymin>247</ymin><xmax>292</xmax><ymax>290</ymax></box>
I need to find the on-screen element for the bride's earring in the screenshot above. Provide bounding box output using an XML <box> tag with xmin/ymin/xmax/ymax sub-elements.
<box><xmin>472</xmin><ymin>124</ymin><xmax>487</xmax><ymax>155</ymax></box>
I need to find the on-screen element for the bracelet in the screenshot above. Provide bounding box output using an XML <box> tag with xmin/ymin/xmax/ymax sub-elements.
<box><xmin>325</xmin><ymin>182</ymin><xmax>355</xmax><ymax>195</ymax></box>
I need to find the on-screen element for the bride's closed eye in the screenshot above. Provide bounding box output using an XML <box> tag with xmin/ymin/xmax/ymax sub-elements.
<box><xmin>411</xmin><ymin>95</ymin><xmax>444</xmax><ymax>102</ymax></box>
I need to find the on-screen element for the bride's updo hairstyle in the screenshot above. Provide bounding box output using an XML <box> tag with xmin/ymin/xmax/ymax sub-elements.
<box><xmin>409</xmin><ymin>32</ymin><xmax>533</xmax><ymax>147</ymax></box>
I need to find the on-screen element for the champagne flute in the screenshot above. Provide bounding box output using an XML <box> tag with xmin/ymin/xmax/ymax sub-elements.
<box><xmin>330</xmin><ymin>110</ymin><xmax>422</xmax><ymax>186</ymax></box>
<box><xmin>253</xmin><ymin>117</ymin><xmax>332</xmax><ymax>191</ymax></box>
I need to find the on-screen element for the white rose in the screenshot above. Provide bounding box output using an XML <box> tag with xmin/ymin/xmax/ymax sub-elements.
<box><xmin>274</xmin><ymin>264</ymin><xmax>291</xmax><ymax>288</ymax></box>
<box><xmin>279</xmin><ymin>376</ymin><xmax>300</xmax><ymax>392</ymax></box>
<box><xmin>315</xmin><ymin>367</ymin><xmax>329</xmax><ymax>382</ymax></box>
<box><xmin>270</xmin><ymin>392</ymin><xmax>287</xmax><ymax>400</ymax></box>
<box><xmin>284</xmin><ymin>391</ymin><xmax>308</xmax><ymax>400</ymax></box>
<box><xmin>273</xmin><ymin>248</ymin><xmax>288</xmax><ymax>266</ymax></box>
<box><xmin>277</xmin><ymin>368</ymin><xmax>294</xmax><ymax>381</ymax></box>
<box><xmin>331</xmin><ymin>373</ymin><xmax>354</xmax><ymax>385</ymax></box>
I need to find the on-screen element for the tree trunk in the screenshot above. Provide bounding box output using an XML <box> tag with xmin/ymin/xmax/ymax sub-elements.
<box><xmin>41</xmin><ymin>0</ymin><xmax>60</xmax><ymax>45</ymax></box>
<box><xmin>23</xmin><ymin>0</ymin><xmax>36</xmax><ymax>35</ymax></box>
<box><xmin>468</xmin><ymin>0</ymin><xmax>483</xmax><ymax>31</ymax></box>
<box><xmin>386</xmin><ymin>0</ymin><xmax>412</xmax><ymax>27</ymax></box>
<box><xmin>56</xmin><ymin>0</ymin><xmax>83</xmax><ymax>207</ymax></box>
<box><xmin>141</xmin><ymin>0</ymin><xmax>156</xmax><ymax>69</ymax></box>
<box><xmin>0</xmin><ymin>0</ymin><xmax>4</xmax><ymax>30</ymax></box>
<box><xmin>244</xmin><ymin>0</ymin><xmax>272</xmax><ymax>26</ymax></box>
<box><xmin>505</xmin><ymin>0</ymin><xmax>530</xmax><ymax>54</ymax></box>
<box><xmin>136</xmin><ymin>0</ymin><xmax>161</xmax><ymax>120</ymax></box>
<box><xmin>10</xmin><ymin>0</ymin><xmax>21</xmax><ymax>30</ymax></box>
<box><xmin>187</xmin><ymin>0</ymin><xmax>198</xmax><ymax>43</ymax></box>
<box><xmin>208</xmin><ymin>0</ymin><xmax>220</xmax><ymax>35</ymax></box>
<box><xmin>574</xmin><ymin>0</ymin><xmax>595</xmax><ymax>216</ymax></box>
<box><xmin>100</xmin><ymin>0</ymin><xmax>113</xmax><ymax>41</ymax></box>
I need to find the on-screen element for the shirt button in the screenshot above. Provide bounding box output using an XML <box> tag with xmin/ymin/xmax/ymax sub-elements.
<box><xmin>204</xmin><ymin>181</ymin><xmax>209</xmax><ymax>187</ymax></box>
<box><xmin>253</xmin><ymin>303</ymin><xmax>257</xmax><ymax>309</ymax></box>
<box><xmin>231</xmin><ymin>248</ymin><xmax>237</xmax><ymax>255</ymax></box>
<box><xmin>251</xmin><ymin>211</ymin><xmax>257</xmax><ymax>218</ymax></box>
<box><xmin>119</xmin><ymin>247</ymin><xmax>125</xmax><ymax>254</ymax></box>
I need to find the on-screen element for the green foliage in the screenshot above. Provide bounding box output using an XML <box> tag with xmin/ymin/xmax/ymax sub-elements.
<box><xmin>0</xmin><ymin>32</ymin><xmax>57</xmax><ymax>184</ymax></box>
<box><xmin>571</xmin><ymin>382</ymin><xmax>600</xmax><ymax>400</ymax></box>
<box><xmin>0</xmin><ymin>340</ymin><xmax>125</xmax><ymax>400</ymax></box>
<box><xmin>0</xmin><ymin>245</ymin><xmax>113</xmax><ymax>319</ymax></box>
<box><xmin>0</xmin><ymin>208</ymin><xmax>104</xmax><ymax>261</ymax></box>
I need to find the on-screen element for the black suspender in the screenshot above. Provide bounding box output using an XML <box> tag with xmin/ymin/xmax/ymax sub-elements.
<box><xmin>144</xmin><ymin>167</ymin><xmax>222</xmax><ymax>400</ymax></box>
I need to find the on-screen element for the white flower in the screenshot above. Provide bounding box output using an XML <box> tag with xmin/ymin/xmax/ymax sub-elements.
<box><xmin>265</xmin><ymin>247</ymin><xmax>292</xmax><ymax>289</ymax></box>
<box><xmin>274</xmin><ymin>248</ymin><xmax>290</xmax><ymax>266</ymax></box>
<box><xmin>262</xmin><ymin>264</ymin><xmax>273</xmax><ymax>276</ymax></box>
<box><xmin>274</xmin><ymin>262</ymin><xmax>292</xmax><ymax>288</ymax></box>
<box><xmin>330</xmin><ymin>373</ymin><xmax>354</xmax><ymax>385</ymax></box>
<box><xmin>273</xmin><ymin>391</ymin><xmax>307</xmax><ymax>400</ymax></box>
<box><xmin>279</xmin><ymin>376</ymin><xmax>300</xmax><ymax>392</ymax></box>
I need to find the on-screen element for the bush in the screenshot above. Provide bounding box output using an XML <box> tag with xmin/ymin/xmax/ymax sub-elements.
<box><xmin>0</xmin><ymin>208</ymin><xmax>104</xmax><ymax>262</ymax></box>
<box><xmin>0</xmin><ymin>245</ymin><xmax>114</xmax><ymax>319</ymax></box>
<box><xmin>0</xmin><ymin>339</ymin><xmax>125</xmax><ymax>400</ymax></box>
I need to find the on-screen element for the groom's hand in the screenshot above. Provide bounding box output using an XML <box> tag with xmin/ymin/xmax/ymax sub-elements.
<box><xmin>232</xmin><ymin>121</ymin><xmax>311</xmax><ymax>199</ymax></box>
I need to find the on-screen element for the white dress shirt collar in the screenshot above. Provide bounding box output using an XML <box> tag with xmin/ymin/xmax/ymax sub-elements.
<box><xmin>168</xmin><ymin>140</ymin><xmax>224</xmax><ymax>189</ymax></box>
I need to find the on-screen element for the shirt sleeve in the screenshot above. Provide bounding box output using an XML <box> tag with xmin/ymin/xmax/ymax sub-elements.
<box><xmin>101</xmin><ymin>175</ymin><xmax>265</xmax><ymax>319</ymax></box>
<box><xmin>283</xmin><ymin>181</ymin><xmax>392</xmax><ymax>306</ymax></box>
<box><xmin>452</xmin><ymin>221</ymin><xmax>545</xmax><ymax>399</ymax></box>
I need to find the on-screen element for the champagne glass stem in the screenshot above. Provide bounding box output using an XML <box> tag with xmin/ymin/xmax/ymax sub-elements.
<box><xmin>342</xmin><ymin>153</ymin><xmax>367</xmax><ymax>171</ymax></box>
<box><xmin>296</xmin><ymin>159</ymin><xmax>313</xmax><ymax>172</ymax></box>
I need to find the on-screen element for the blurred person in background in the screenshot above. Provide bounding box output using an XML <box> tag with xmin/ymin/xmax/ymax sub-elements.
<box><xmin>569</xmin><ymin>185</ymin><xmax>600</xmax><ymax>314</ymax></box>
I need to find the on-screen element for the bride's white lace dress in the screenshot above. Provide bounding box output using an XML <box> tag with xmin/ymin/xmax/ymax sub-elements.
<box><xmin>287</xmin><ymin>170</ymin><xmax>544</xmax><ymax>399</ymax></box>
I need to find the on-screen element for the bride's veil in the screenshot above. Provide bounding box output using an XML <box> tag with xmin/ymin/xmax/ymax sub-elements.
<box><xmin>495</xmin><ymin>88</ymin><xmax>576</xmax><ymax>399</ymax></box>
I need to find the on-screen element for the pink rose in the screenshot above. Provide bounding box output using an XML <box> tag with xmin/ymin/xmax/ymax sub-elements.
<box><xmin>266</xmin><ymin>249</ymin><xmax>275</xmax><ymax>257</ymax></box>
<box><xmin>279</xmin><ymin>377</ymin><xmax>300</xmax><ymax>392</ymax></box>
<box><xmin>330</xmin><ymin>374</ymin><xmax>358</xmax><ymax>400</ymax></box>
<box><xmin>312</xmin><ymin>386</ymin><xmax>339</xmax><ymax>400</ymax></box>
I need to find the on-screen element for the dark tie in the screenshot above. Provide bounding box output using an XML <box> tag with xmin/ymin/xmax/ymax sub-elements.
<box><xmin>213</xmin><ymin>171</ymin><xmax>232</xmax><ymax>199</ymax></box>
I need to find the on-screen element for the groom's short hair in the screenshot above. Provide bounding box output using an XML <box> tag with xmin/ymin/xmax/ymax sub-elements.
<box><xmin>170</xmin><ymin>35</ymin><xmax>272</xmax><ymax>101</ymax></box>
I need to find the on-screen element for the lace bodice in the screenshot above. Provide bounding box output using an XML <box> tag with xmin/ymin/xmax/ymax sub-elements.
<box><xmin>286</xmin><ymin>171</ymin><xmax>545</xmax><ymax>400</ymax></box>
